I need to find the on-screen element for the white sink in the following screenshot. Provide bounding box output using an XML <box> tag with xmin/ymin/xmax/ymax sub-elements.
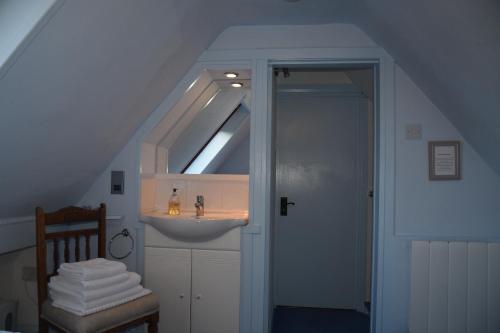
<box><xmin>140</xmin><ymin>211</ymin><xmax>249</xmax><ymax>242</ymax></box>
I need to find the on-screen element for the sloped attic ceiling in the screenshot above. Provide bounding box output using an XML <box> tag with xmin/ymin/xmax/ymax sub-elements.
<box><xmin>1</xmin><ymin>0</ymin><xmax>499</xmax><ymax>218</ymax></box>
<box><xmin>354</xmin><ymin>0</ymin><xmax>500</xmax><ymax>175</ymax></box>
<box><xmin>0</xmin><ymin>0</ymin><xmax>351</xmax><ymax>218</ymax></box>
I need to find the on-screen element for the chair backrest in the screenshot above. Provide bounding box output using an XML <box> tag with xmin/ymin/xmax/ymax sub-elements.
<box><xmin>35</xmin><ymin>204</ymin><xmax>106</xmax><ymax>314</ymax></box>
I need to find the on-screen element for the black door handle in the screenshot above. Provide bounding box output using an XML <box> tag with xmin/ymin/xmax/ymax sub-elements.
<box><xmin>280</xmin><ymin>197</ymin><xmax>295</xmax><ymax>216</ymax></box>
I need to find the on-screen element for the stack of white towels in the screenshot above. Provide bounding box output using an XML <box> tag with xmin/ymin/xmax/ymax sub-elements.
<box><xmin>49</xmin><ymin>258</ymin><xmax>151</xmax><ymax>316</ymax></box>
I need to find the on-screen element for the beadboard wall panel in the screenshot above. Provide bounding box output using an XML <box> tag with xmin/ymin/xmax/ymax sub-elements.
<box><xmin>410</xmin><ymin>241</ymin><xmax>500</xmax><ymax>333</ymax></box>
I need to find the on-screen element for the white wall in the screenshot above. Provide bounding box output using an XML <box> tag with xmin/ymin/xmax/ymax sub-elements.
<box><xmin>78</xmin><ymin>137</ymin><xmax>142</xmax><ymax>272</ymax></box>
<box><xmin>374</xmin><ymin>66</ymin><xmax>500</xmax><ymax>332</ymax></box>
<box><xmin>0</xmin><ymin>247</ymin><xmax>38</xmax><ymax>333</ymax></box>
<box><xmin>76</xmin><ymin>23</ymin><xmax>500</xmax><ymax>333</ymax></box>
<box><xmin>394</xmin><ymin>66</ymin><xmax>500</xmax><ymax>238</ymax></box>
<box><xmin>0</xmin><ymin>218</ymin><xmax>35</xmax><ymax>254</ymax></box>
<box><xmin>209</xmin><ymin>24</ymin><xmax>377</xmax><ymax>50</ymax></box>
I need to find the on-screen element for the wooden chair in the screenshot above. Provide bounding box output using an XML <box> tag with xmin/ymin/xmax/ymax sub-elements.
<box><xmin>36</xmin><ymin>204</ymin><xmax>159</xmax><ymax>333</ymax></box>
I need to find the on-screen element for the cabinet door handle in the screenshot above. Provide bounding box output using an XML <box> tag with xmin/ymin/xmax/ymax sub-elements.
<box><xmin>195</xmin><ymin>294</ymin><xmax>202</xmax><ymax>300</ymax></box>
<box><xmin>179</xmin><ymin>293</ymin><xmax>185</xmax><ymax>299</ymax></box>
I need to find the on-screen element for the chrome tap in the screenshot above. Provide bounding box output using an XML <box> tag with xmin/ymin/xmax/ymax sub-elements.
<box><xmin>195</xmin><ymin>195</ymin><xmax>204</xmax><ymax>217</ymax></box>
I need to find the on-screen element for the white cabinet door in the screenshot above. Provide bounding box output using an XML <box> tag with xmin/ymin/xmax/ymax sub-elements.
<box><xmin>145</xmin><ymin>247</ymin><xmax>191</xmax><ymax>333</ymax></box>
<box><xmin>191</xmin><ymin>249</ymin><xmax>240</xmax><ymax>333</ymax></box>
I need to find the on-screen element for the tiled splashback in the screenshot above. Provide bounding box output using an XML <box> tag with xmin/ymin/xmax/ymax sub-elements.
<box><xmin>141</xmin><ymin>174</ymin><xmax>249</xmax><ymax>213</ymax></box>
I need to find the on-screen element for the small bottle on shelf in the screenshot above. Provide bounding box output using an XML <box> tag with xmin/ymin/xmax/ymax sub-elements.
<box><xmin>167</xmin><ymin>188</ymin><xmax>181</xmax><ymax>215</ymax></box>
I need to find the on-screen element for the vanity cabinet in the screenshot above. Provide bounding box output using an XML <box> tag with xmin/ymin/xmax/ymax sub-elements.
<box><xmin>145</xmin><ymin>246</ymin><xmax>240</xmax><ymax>333</ymax></box>
<box><xmin>191</xmin><ymin>249</ymin><xmax>240</xmax><ymax>333</ymax></box>
<box><xmin>145</xmin><ymin>247</ymin><xmax>191</xmax><ymax>333</ymax></box>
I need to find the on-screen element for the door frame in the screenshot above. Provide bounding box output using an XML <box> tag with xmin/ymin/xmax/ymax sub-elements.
<box><xmin>268</xmin><ymin>61</ymin><xmax>383</xmax><ymax>331</ymax></box>
<box><xmin>254</xmin><ymin>57</ymin><xmax>394</xmax><ymax>333</ymax></box>
<box><xmin>197</xmin><ymin>48</ymin><xmax>396</xmax><ymax>333</ymax></box>
<box><xmin>270</xmin><ymin>69</ymin><xmax>373</xmax><ymax>313</ymax></box>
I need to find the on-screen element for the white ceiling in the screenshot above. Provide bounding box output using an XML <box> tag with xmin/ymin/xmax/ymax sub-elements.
<box><xmin>0</xmin><ymin>0</ymin><xmax>499</xmax><ymax>217</ymax></box>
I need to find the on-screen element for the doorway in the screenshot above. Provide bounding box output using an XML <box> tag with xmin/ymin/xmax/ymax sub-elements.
<box><xmin>270</xmin><ymin>67</ymin><xmax>374</xmax><ymax>333</ymax></box>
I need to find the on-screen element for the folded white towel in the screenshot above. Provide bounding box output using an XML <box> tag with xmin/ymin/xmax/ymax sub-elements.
<box><xmin>51</xmin><ymin>284</ymin><xmax>145</xmax><ymax>310</ymax></box>
<box><xmin>49</xmin><ymin>272</ymin><xmax>141</xmax><ymax>302</ymax></box>
<box><xmin>50</xmin><ymin>272</ymin><xmax>129</xmax><ymax>290</ymax></box>
<box><xmin>51</xmin><ymin>288</ymin><xmax>152</xmax><ymax>316</ymax></box>
<box><xmin>58</xmin><ymin>258</ymin><xmax>126</xmax><ymax>281</ymax></box>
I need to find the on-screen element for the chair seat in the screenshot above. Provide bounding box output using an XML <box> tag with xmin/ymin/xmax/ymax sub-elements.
<box><xmin>41</xmin><ymin>293</ymin><xmax>159</xmax><ymax>333</ymax></box>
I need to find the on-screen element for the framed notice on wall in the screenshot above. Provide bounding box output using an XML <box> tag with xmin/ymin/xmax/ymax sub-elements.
<box><xmin>428</xmin><ymin>141</ymin><xmax>461</xmax><ymax>180</ymax></box>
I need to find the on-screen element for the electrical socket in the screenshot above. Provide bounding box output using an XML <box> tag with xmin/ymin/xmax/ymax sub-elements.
<box><xmin>22</xmin><ymin>266</ymin><xmax>37</xmax><ymax>282</ymax></box>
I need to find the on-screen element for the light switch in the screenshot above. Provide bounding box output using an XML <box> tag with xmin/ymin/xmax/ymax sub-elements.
<box><xmin>111</xmin><ymin>171</ymin><xmax>124</xmax><ymax>194</ymax></box>
<box><xmin>405</xmin><ymin>124</ymin><xmax>422</xmax><ymax>140</ymax></box>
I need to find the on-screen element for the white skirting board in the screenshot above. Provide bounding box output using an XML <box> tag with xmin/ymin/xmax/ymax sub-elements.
<box><xmin>410</xmin><ymin>240</ymin><xmax>500</xmax><ymax>333</ymax></box>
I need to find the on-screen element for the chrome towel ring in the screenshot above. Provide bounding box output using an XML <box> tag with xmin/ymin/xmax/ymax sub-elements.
<box><xmin>108</xmin><ymin>228</ymin><xmax>134</xmax><ymax>259</ymax></box>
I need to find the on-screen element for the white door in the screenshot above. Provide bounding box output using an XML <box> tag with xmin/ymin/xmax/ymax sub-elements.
<box><xmin>191</xmin><ymin>249</ymin><xmax>240</xmax><ymax>333</ymax></box>
<box><xmin>145</xmin><ymin>247</ymin><xmax>191</xmax><ymax>333</ymax></box>
<box><xmin>273</xmin><ymin>90</ymin><xmax>368</xmax><ymax>309</ymax></box>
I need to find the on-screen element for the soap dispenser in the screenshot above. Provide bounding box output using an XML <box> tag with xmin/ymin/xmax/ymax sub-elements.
<box><xmin>167</xmin><ymin>188</ymin><xmax>181</xmax><ymax>215</ymax></box>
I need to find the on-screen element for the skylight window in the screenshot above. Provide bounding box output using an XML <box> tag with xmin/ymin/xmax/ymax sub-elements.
<box><xmin>184</xmin><ymin>131</ymin><xmax>233</xmax><ymax>174</ymax></box>
<box><xmin>182</xmin><ymin>104</ymin><xmax>249</xmax><ymax>174</ymax></box>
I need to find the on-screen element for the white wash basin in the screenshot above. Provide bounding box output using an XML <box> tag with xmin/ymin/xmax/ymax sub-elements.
<box><xmin>140</xmin><ymin>211</ymin><xmax>248</xmax><ymax>242</ymax></box>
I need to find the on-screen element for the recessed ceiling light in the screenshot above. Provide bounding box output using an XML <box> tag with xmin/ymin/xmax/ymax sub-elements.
<box><xmin>224</xmin><ymin>72</ymin><xmax>239</xmax><ymax>78</ymax></box>
<box><xmin>230</xmin><ymin>82</ymin><xmax>243</xmax><ymax>88</ymax></box>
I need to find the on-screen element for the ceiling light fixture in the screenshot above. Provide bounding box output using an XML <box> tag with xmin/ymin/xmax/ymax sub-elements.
<box><xmin>224</xmin><ymin>72</ymin><xmax>239</xmax><ymax>78</ymax></box>
<box><xmin>230</xmin><ymin>82</ymin><xmax>243</xmax><ymax>88</ymax></box>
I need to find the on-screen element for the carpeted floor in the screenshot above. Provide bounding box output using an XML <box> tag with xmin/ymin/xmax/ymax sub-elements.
<box><xmin>272</xmin><ymin>306</ymin><xmax>370</xmax><ymax>333</ymax></box>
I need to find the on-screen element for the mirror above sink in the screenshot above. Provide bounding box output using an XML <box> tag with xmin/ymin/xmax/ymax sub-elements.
<box><xmin>139</xmin><ymin>68</ymin><xmax>251</xmax><ymax>245</ymax></box>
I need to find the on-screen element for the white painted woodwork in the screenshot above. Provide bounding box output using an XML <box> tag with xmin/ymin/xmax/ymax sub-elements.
<box><xmin>144</xmin><ymin>225</ymin><xmax>242</xmax><ymax>333</ymax></box>
<box><xmin>145</xmin><ymin>71</ymin><xmax>214</xmax><ymax>145</ymax></box>
<box><xmin>410</xmin><ymin>241</ymin><xmax>500</xmax><ymax>333</ymax></box>
<box><xmin>428</xmin><ymin>241</ymin><xmax>448</xmax><ymax>333</ymax></box>
<box><xmin>191</xmin><ymin>249</ymin><xmax>240</xmax><ymax>333</ymax></box>
<box><xmin>487</xmin><ymin>244</ymin><xmax>500</xmax><ymax>333</ymax></box>
<box><xmin>467</xmin><ymin>243</ymin><xmax>488</xmax><ymax>333</ymax></box>
<box><xmin>140</xmin><ymin>142</ymin><xmax>157</xmax><ymax>174</ymax></box>
<box><xmin>448</xmin><ymin>242</ymin><xmax>467</xmax><ymax>333</ymax></box>
<box><xmin>273</xmin><ymin>88</ymin><xmax>369</xmax><ymax>310</ymax></box>
<box><xmin>145</xmin><ymin>247</ymin><xmax>191</xmax><ymax>333</ymax></box>
<box><xmin>159</xmin><ymin>81</ymin><xmax>221</xmax><ymax>149</ymax></box>
<box><xmin>156</xmin><ymin>146</ymin><xmax>168</xmax><ymax>174</ymax></box>
<box><xmin>410</xmin><ymin>241</ymin><xmax>430</xmax><ymax>333</ymax></box>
